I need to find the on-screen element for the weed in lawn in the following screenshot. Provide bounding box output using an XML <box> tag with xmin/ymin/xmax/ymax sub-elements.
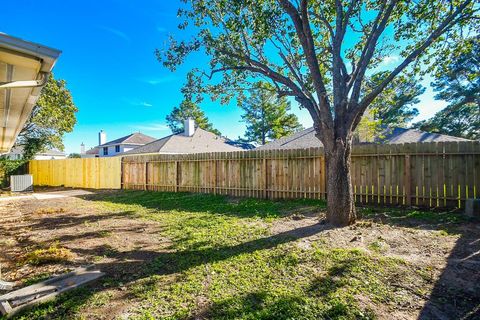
<box><xmin>97</xmin><ymin>230</ymin><xmax>112</xmax><ymax>238</ymax></box>
<box><xmin>85</xmin><ymin>290</ymin><xmax>113</xmax><ymax>307</ymax></box>
<box><xmin>22</xmin><ymin>273</ymin><xmax>53</xmax><ymax>286</ymax></box>
<box><xmin>34</xmin><ymin>207</ymin><xmax>66</xmax><ymax>215</ymax></box>
<box><xmin>24</xmin><ymin>243</ymin><xmax>74</xmax><ymax>266</ymax></box>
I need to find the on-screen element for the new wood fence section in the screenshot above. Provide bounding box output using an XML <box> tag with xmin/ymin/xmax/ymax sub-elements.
<box><xmin>29</xmin><ymin>158</ymin><xmax>122</xmax><ymax>189</ymax></box>
<box><xmin>122</xmin><ymin>141</ymin><xmax>480</xmax><ymax>208</ymax></box>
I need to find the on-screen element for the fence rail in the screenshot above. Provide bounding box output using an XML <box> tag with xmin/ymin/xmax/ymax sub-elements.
<box><xmin>28</xmin><ymin>141</ymin><xmax>480</xmax><ymax>208</ymax></box>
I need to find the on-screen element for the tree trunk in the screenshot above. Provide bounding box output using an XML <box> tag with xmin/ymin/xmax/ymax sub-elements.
<box><xmin>325</xmin><ymin>140</ymin><xmax>356</xmax><ymax>226</ymax></box>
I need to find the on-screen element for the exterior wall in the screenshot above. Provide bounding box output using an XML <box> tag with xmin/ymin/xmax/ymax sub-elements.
<box><xmin>4</xmin><ymin>152</ymin><xmax>22</xmax><ymax>160</ymax></box>
<box><xmin>98</xmin><ymin>144</ymin><xmax>141</xmax><ymax>157</ymax></box>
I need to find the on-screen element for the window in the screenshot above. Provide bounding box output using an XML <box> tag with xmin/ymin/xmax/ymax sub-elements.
<box><xmin>115</xmin><ymin>145</ymin><xmax>120</xmax><ymax>152</ymax></box>
<box><xmin>103</xmin><ymin>147</ymin><xmax>108</xmax><ymax>155</ymax></box>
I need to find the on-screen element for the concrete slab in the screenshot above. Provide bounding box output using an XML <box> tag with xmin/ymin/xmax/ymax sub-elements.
<box><xmin>0</xmin><ymin>189</ymin><xmax>94</xmax><ymax>202</ymax></box>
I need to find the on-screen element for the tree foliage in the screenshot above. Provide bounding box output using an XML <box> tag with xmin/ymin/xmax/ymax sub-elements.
<box><xmin>240</xmin><ymin>82</ymin><xmax>303</xmax><ymax>145</ymax></box>
<box><xmin>356</xmin><ymin>72</ymin><xmax>424</xmax><ymax>141</ymax></box>
<box><xmin>68</xmin><ymin>153</ymin><xmax>82</xmax><ymax>158</ymax></box>
<box><xmin>17</xmin><ymin>74</ymin><xmax>77</xmax><ymax>160</ymax></box>
<box><xmin>414</xmin><ymin>36</ymin><xmax>479</xmax><ymax>139</ymax></box>
<box><xmin>158</xmin><ymin>0</ymin><xmax>478</xmax><ymax>225</ymax></box>
<box><xmin>166</xmin><ymin>99</ymin><xmax>221</xmax><ymax>136</ymax></box>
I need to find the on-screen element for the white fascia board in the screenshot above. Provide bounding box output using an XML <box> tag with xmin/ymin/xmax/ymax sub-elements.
<box><xmin>0</xmin><ymin>33</ymin><xmax>61</xmax><ymax>72</ymax></box>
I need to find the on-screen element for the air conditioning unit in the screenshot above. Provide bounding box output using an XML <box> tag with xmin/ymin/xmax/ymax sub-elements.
<box><xmin>11</xmin><ymin>174</ymin><xmax>33</xmax><ymax>192</ymax></box>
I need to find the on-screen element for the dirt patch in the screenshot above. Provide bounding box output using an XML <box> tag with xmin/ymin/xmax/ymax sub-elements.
<box><xmin>270</xmin><ymin>211</ymin><xmax>480</xmax><ymax>319</ymax></box>
<box><xmin>0</xmin><ymin>190</ymin><xmax>169</xmax><ymax>319</ymax></box>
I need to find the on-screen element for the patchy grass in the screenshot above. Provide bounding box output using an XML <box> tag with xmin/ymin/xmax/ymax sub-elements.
<box><xmin>2</xmin><ymin>190</ymin><xmax>477</xmax><ymax>320</ymax></box>
<box><xmin>22</xmin><ymin>273</ymin><xmax>53</xmax><ymax>286</ymax></box>
<box><xmin>24</xmin><ymin>243</ymin><xmax>74</xmax><ymax>266</ymax></box>
<box><xmin>34</xmin><ymin>207</ymin><xmax>66</xmax><ymax>215</ymax></box>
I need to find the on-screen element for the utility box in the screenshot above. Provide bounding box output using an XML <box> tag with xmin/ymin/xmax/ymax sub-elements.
<box><xmin>465</xmin><ymin>199</ymin><xmax>480</xmax><ymax>218</ymax></box>
<box><xmin>10</xmin><ymin>174</ymin><xmax>33</xmax><ymax>192</ymax></box>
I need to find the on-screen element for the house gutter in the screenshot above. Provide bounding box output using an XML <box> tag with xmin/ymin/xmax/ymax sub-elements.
<box><xmin>0</xmin><ymin>33</ymin><xmax>61</xmax><ymax>153</ymax></box>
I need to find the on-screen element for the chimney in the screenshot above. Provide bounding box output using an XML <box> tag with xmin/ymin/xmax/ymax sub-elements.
<box><xmin>184</xmin><ymin>118</ymin><xmax>195</xmax><ymax>137</ymax></box>
<box><xmin>99</xmin><ymin>130</ymin><xmax>107</xmax><ymax>145</ymax></box>
<box><xmin>80</xmin><ymin>143</ymin><xmax>85</xmax><ymax>154</ymax></box>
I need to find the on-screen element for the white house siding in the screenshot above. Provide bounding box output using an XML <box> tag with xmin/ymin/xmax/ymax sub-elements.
<box><xmin>98</xmin><ymin>144</ymin><xmax>142</xmax><ymax>157</ymax></box>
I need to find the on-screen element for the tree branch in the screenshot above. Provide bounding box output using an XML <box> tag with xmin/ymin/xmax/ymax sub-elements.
<box><xmin>351</xmin><ymin>0</ymin><xmax>474</xmax><ymax>128</ymax></box>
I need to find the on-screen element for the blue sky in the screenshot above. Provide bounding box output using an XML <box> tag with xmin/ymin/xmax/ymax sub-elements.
<box><xmin>1</xmin><ymin>0</ymin><xmax>446</xmax><ymax>154</ymax></box>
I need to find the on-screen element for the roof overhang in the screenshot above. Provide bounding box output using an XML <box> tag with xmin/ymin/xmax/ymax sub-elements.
<box><xmin>0</xmin><ymin>33</ymin><xmax>61</xmax><ymax>154</ymax></box>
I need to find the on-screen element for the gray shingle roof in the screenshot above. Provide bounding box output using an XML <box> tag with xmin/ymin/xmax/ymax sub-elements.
<box><xmin>8</xmin><ymin>145</ymin><xmax>66</xmax><ymax>156</ymax></box>
<box><xmin>98</xmin><ymin>132</ymin><xmax>156</xmax><ymax>147</ymax></box>
<box><xmin>378</xmin><ymin>127</ymin><xmax>470</xmax><ymax>144</ymax></box>
<box><xmin>256</xmin><ymin>127</ymin><xmax>471</xmax><ymax>150</ymax></box>
<box><xmin>121</xmin><ymin>128</ymin><xmax>245</xmax><ymax>155</ymax></box>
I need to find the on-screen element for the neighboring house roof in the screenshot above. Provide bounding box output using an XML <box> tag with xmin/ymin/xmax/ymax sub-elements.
<box><xmin>378</xmin><ymin>127</ymin><xmax>470</xmax><ymax>144</ymax></box>
<box><xmin>121</xmin><ymin>128</ymin><xmax>245</xmax><ymax>155</ymax></box>
<box><xmin>256</xmin><ymin>127</ymin><xmax>471</xmax><ymax>150</ymax></box>
<box><xmin>256</xmin><ymin>127</ymin><xmax>322</xmax><ymax>150</ymax></box>
<box><xmin>97</xmin><ymin>132</ymin><xmax>157</xmax><ymax>147</ymax></box>
<box><xmin>85</xmin><ymin>147</ymin><xmax>99</xmax><ymax>155</ymax></box>
<box><xmin>6</xmin><ymin>145</ymin><xmax>65</xmax><ymax>157</ymax></box>
<box><xmin>36</xmin><ymin>149</ymin><xmax>66</xmax><ymax>157</ymax></box>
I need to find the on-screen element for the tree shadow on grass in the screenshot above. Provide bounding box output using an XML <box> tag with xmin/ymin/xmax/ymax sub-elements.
<box><xmin>79</xmin><ymin>189</ymin><xmax>326</xmax><ymax>220</ymax></box>
<box><xmin>359</xmin><ymin>206</ymin><xmax>480</xmax><ymax>319</ymax></box>
<box><xmin>189</xmin><ymin>251</ymin><xmax>376</xmax><ymax>320</ymax></box>
<box><xmin>6</xmin><ymin>220</ymin><xmax>327</xmax><ymax>320</ymax></box>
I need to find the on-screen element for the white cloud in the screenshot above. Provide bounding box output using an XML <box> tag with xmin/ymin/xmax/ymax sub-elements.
<box><xmin>98</xmin><ymin>26</ymin><xmax>130</xmax><ymax>42</ymax></box>
<box><xmin>381</xmin><ymin>55</ymin><xmax>400</xmax><ymax>65</ymax></box>
<box><xmin>156</xmin><ymin>26</ymin><xmax>167</xmax><ymax>33</ymax></box>
<box><xmin>125</xmin><ymin>99</ymin><xmax>154</xmax><ymax>107</ymax></box>
<box><xmin>140</xmin><ymin>76</ymin><xmax>177</xmax><ymax>85</ymax></box>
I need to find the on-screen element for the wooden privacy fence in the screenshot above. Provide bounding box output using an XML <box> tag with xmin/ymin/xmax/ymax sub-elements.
<box><xmin>29</xmin><ymin>157</ymin><xmax>122</xmax><ymax>189</ymax></box>
<box><xmin>122</xmin><ymin>141</ymin><xmax>480</xmax><ymax>208</ymax></box>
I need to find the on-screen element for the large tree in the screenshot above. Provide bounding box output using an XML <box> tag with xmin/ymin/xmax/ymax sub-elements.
<box><xmin>166</xmin><ymin>99</ymin><xmax>221</xmax><ymax>135</ymax></box>
<box><xmin>159</xmin><ymin>0</ymin><xmax>478</xmax><ymax>226</ymax></box>
<box><xmin>241</xmin><ymin>82</ymin><xmax>303</xmax><ymax>145</ymax></box>
<box><xmin>17</xmin><ymin>74</ymin><xmax>77</xmax><ymax>160</ymax></box>
<box><xmin>414</xmin><ymin>36</ymin><xmax>479</xmax><ymax>139</ymax></box>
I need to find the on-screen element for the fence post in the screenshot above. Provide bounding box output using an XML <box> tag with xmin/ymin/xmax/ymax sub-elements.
<box><xmin>213</xmin><ymin>156</ymin><xmax>217</xmax><ymax>195</ymax></box>
<box><xmin>144</xmin><ymin>161</ymin><xmax>148</xmax><ymax>191</ymax></box>
<box><xmin>120</xmin><ymin>158</ymin><xmax>123</xmax><ymax>190</ymax></box>
<box><xmin>263</xmin><ymin>153</ymin><xmax>267</xmax><ymax>199</ymax></box>
<box><xmin>405</xmin><ymin>154</ymin><xmax>411</xmax><ymax>205</ymax></box>
<box><xmin>175</xmin><ymin>160</ymin><xmax>179</xmax><ymax>192</ymax></box>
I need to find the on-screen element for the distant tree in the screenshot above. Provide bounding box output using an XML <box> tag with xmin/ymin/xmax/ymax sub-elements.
<box><xmin>414</xmin><ymin>36</ymin><xmax>479</xmax><ymax>139</ymax></box>
<box><xmin>68</xmin><ymin>153</ymin><xmax>81</xmax><ymax>158</ymax></box>
<box><xmin>356</xmin><ymin>72</ymin><xmax>424</xmax><ymax>141</ymax></box>
<box><xmin>166</xmin><ymin>99</ymin><xmax>221</xmax><ymax>136</ymax></box>
<box><xmin>240</xmin><ymin>83</ymin><xmax>303</xmax><ymax>145</ymax></box>
<box><xmin>16</xmin><ymin>74</ymin><xmax>77</xmax><ymax>160</ymax></box>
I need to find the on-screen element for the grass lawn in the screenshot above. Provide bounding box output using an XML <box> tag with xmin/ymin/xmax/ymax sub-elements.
<box><xmin>0</xmin><ymin>190</ymin><xmax>478</xmax><ymax>319</ymax></box>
